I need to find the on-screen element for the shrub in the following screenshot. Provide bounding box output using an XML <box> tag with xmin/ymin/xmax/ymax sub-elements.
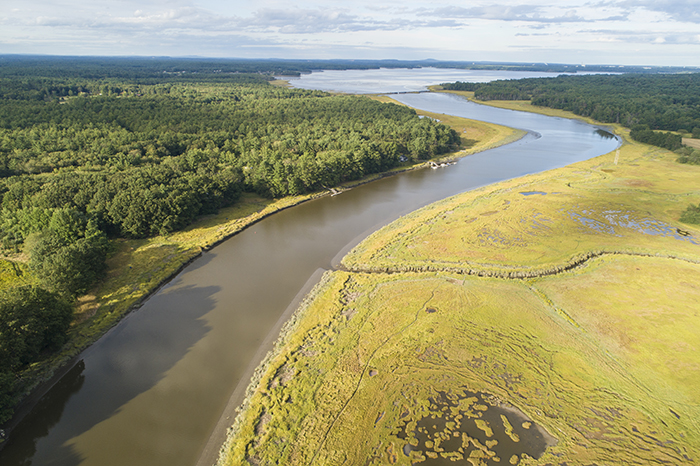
<box><xmin>680</xmin><ymin>204</ymin><xmax>700</xmax><ymax>225</ymax></box>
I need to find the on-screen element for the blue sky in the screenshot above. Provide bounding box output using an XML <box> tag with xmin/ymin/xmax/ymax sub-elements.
<box><xmin>2</xmin><ymin>0</ymin><xmax>700</xmax><ymax>66</ymax></box>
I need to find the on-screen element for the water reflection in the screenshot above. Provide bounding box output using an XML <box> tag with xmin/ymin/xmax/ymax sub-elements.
<box><xmin>595</xmin><ymin>129</ymin><xmax>616</xmax><ymax>139</ymax></box>
<box><xmin>0</xmin><ymin>284</ymin><xmax>219</xmax><ymax>466</ymax></box>
<box><xmin>0</xmin><ymin>361</ymin><xmax>85</xmax><ymax>465</ymax></box>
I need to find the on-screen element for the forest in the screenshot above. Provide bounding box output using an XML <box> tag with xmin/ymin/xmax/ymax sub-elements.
<box><xmin>442</xmin><ymin>73</ymin><xmax>700</xmax><ymax>151</ymax></box>
<box><xmin>0</xmin><ymin>59</ymin><xmax>459</xmax><ymax>424</ymax></box>
<box><xmin>3</xmin><ymin>55</ymin><xmax>691</xmax><ymax>80</ymax></box>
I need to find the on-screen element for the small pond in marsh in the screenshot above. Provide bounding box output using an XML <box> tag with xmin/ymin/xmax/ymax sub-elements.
<box><xmin>395</xmin><ymin>389</ymin><xmax>557</xmax><ymax>465</ymax></box>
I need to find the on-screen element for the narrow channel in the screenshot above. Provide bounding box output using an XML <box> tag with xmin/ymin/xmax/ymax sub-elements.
<box><xmin>0</xmin><ymin>78</ymin><xmax>620</xmax><ymax>466</ymax></box>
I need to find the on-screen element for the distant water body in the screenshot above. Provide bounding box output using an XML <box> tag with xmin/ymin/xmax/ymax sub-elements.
<box><xmin>282</xmin><ymin>67</ymin><xmax>607</xmax><ymax>94</ymax></box>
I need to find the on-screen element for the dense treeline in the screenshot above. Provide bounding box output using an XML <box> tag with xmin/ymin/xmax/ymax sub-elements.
<box><xmin>0</xmin><ymin>82</ymin><xmax>457</xmax><ymax>241</ymax></box>
<box><xmin>0</xmin><ymin>61</ymin><xmax>459</xmax><ymax>423</ymax></box>
<box><xmin>4</xmin><ymin>55</ymin><xmax>693</xmax><ymax>82</ymax></box>
<box><xmin>0</xmin><ymin>285</ymin><xmax>74</xmax><ymax>419</ymax></box>
<box><xmin>442</xmin><ymin>73</ymin><xmax>700</xmax><ymax>150</ymax></box>
<box><xmin>628</xmin><ymin>125</ymin><xmax>683</xmax><ymax>151</ymax></box>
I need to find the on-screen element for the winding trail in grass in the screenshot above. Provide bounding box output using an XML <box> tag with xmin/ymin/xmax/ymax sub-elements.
<box><xmin>310</xmin><ymin>288</ymin><xmax>438</xmax><ymax>463</ymax></box>
<box><xmin>341</xmin><ymin>249</ymin><xmax>700</xmax><ymax>278</ymax></box>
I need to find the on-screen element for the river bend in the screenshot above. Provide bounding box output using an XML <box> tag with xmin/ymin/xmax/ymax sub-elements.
<box><xmin>0</xmin><ymin>89</ymin><xmax>619</xmax><ymax>466</ymax></box>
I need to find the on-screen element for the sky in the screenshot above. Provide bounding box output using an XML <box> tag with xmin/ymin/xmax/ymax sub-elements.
<box><xmin>1</xmin><ymin>0</ymin><xmax>700</xmax><ymax>66</ymax></box>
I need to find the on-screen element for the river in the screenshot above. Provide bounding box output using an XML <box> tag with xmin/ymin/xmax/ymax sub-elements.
<box><xmin>0</xmin><ymin>69</ymin><xmax>620</xmax><ymax>466</ymax></box>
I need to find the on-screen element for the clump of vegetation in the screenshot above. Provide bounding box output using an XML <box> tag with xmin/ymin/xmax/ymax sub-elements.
<box><xmin>629</xmin><ymin>124</ymin><xmax>682</xmax><ymax>150</ymax></box>
<box><xmin>681</xmin><ymin>203</ymin><xmax>700</xmax><ymax>224</ymax></box>
<box><xmin>0</xmin><ymin>285</ymin><xmax>73</xmax><ymax>422</ymax></box>
<box><xmin>677</xmin><ymin>146</ymin><xmax>700</xmax><ymax>165</ymax></box>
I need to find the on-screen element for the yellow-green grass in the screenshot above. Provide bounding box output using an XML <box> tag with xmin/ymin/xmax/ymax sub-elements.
<box><xmin>269</xmin><ymin>79</ymin><xmax>292</xmax><ymax>88</ymax></box>
<box><xmin>0</xmin><ymin>260</ymin><xmax>32</xmax><ymax>292</ymax></box>
<box><xmin>220</xmin><ymin>269</ymin><xmax>698</xmax><ymax>465</ymax></box>
<box><xmin>534</xmin><ymin>255</ymin><xmax>700</xmax><ymax>407</ymax></box>
<box><xmin>220</xmin><ymin>106</ymin><xmax>700</xmax><ymax>465</ymax></box>
<box><xmin>342</xmin><ymin>137</ymin><xmax>700</xmax><ymax>277</ymax></box>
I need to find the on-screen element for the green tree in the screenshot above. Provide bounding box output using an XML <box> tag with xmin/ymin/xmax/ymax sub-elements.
<box><xmin>26</xmin><ymin>209</ymin><xmax>108</xmax><ymax>296</ymax></box>
<box><xmin>680</xmin><ymin>203</ymin><xmax>700</xmax><ymax>224</ymax></box>
<box><xmin>0</xmin><ymin>285</ymin><xmax>73</xmax><ymax>372</ymax></box>
<box><xmin>0</xmin><ymin>370</ymin><xmax>14</xmax><ymax>423</ymax></box>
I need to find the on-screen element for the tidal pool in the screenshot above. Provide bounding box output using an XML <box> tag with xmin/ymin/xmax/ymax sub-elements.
<box><xmin>395</xmin><ymin>389</ymin><xmax>557</xmax><ymax>465</ymax></box>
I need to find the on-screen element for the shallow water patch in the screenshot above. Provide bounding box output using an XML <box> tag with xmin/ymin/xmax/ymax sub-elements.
<box><xmin>393</xmin><ymin>389</ymin><xmax>556</xmax><ymax>465</ymax></box>
<box><xmin>565</xmin><ymin>208</ymin><xmax>699</xmax><ymax>244</ymax></box>
<box><xmin>520</xmin><ymin>191</ymin><xmax>547</xmax><ymax>196</ymax></box>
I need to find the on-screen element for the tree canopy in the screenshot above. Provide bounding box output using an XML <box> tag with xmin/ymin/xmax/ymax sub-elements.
<box><xmin>442</xmin><ymin>73</ymin><xmax>700</xmax><ymax>150</ymax></box>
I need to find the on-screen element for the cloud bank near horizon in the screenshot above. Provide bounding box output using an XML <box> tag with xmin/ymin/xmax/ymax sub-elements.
<box><xmin>2</xmin><ymin>0</ymin><xmax>699</xmax><ymax>66</ymax></box>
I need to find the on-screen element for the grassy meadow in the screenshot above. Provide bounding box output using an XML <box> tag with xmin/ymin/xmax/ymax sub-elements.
<box><xmin>219</xmin><ymin>104</ymin><xmax>700</xmax><ymax>465</ymax></box>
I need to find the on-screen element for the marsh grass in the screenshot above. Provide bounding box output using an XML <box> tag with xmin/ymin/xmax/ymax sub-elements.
<box><xmin>342</xmin><ymin>137</ymin><xmax>700</xmax><ymax>276</ymax></box>
<box><xmin>222</xmin><ymin>270</ymin><xmax>699</xmax><ymax>465</ymax></box>
<box><xmin>220</xmin><ymin>104</ymin><xmax>700</xmax><ymax>465</ymax></box>
<box><xmin>682</xmin><ymin>138</ymin><xmax>700</xmax><ymax>150</ymax></box>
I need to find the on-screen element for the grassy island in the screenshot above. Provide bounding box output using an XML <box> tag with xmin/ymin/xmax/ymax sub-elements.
<box><xmin>219</xmin><ymin>101</ymin><xmax>700</xmax><ymax>465</ymax></box>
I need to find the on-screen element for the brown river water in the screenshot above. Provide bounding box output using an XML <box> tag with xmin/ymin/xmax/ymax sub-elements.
<box><xmin>0</xmin><ymin>70</ymin><xmax>619</xmax><ymax>466</ymax></box>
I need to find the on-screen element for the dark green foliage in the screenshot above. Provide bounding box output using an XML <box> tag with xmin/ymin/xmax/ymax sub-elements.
<box><xmin>441</xmin><ymin>81</ymin><xmax>530</xmax><ymax>99</ymax></box>
<box><xmin>25</xmin><ymin>209</ymin><xmax>108</xmax><ymax>296</ymax></box>
<box><xmin>0</xmin><ymin>285</ymin><xmax>73</xmax><ymax>372</ymax></box>
<box><xmin>444</xmin><ymin>73</ymin><xmax>700</xmax><ymax>151</ymax></box>
<box><xmin>676</xmin><ymin>146</ymin><xmax>700</xmax><ymax>165</ymax></box>
<box><xmin>0</xmin><ymin>370</ymin><xmax>14</xmax><ymax>423</ymax></box>
<box><xmin>27</xmin><ymin>232</ymin><xmax>108</xmax><ymax>297</ymax></box>
<box><xmin>0</xmin><ymin>285</ymin><xmax>73</xmax><ymax>423</ymax></box>
<box><xmin>0</xmin><ymin>73</ymin><xmax>458</xmax><ymax>240</ymax></box>
<box><xmin>441</xmin><ymin>82</ymin><xmax>479</xmax><ymax>92</ymax></box>
<box><xmin>629</xmin><ymin>125</ymin><xmax>683</xmax><ymax>151</ymax></box>
<box><xmin>680</xmin><ymin>204</ymin><xmax>700</xmax><ymax>224</ymax></box>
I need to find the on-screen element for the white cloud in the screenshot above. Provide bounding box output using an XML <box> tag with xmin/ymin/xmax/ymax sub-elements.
<box><xmin>0</xmin><ymin>1</ymin><xmax>698</xmax><ymax>65</ymax></box>
<box><xmin>604</xmin><ymin>0</ymin><xmax>700</xmax><ymax>24</ymax></box>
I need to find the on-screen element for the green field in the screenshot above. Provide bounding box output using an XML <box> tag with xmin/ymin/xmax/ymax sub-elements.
<box><xmin>219</xmin><ymin>107</ymin><xmax>700</xmax><ymax>465</ymax></box>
